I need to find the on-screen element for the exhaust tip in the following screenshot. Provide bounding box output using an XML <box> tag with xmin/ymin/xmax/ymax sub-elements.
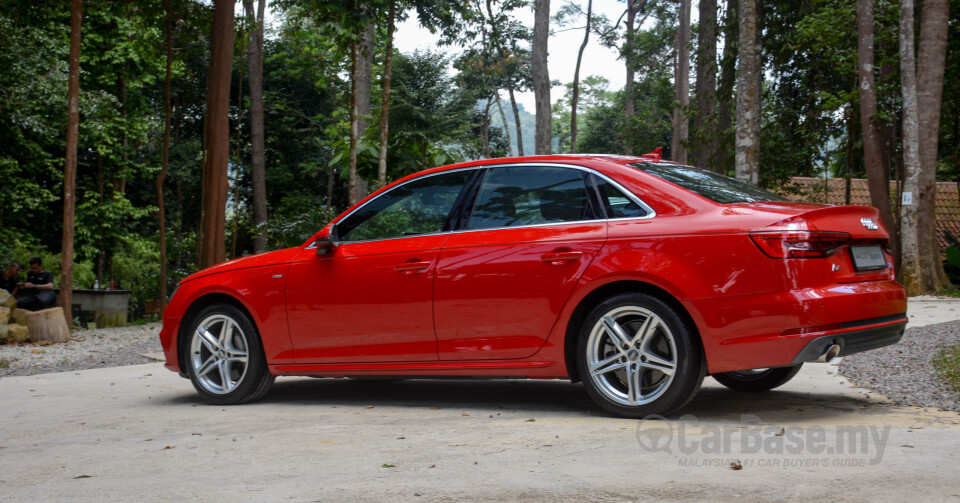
<box><xmin>816</xmin><ymin>343</ymin><xmax>842</xmax><ymax>363</ymax></box>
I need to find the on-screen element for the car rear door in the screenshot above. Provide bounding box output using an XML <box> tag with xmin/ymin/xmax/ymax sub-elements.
<box><xmin>432</xmin><ymin>164</ymin><xmax>608</xmax><ymax>360</ymax></box>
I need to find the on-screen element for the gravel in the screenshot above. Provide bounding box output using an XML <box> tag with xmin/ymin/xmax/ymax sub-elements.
<box><xmin>840</xmin><ymin>319</ymin><xmax>960</xmax><ymax>411</ymax></box>
<box><xmin>0</xmin><ymin>322</ymin><xmax>163</xmax><ymax>378</ymax></box>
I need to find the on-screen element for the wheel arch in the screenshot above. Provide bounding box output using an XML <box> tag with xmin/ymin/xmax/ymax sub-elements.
<box><xmin>563</xmin><ymin>280</ymin><xmax>704</xmax><ymax>383</ymax></box>
<box><xmin>176</xmin><ymin>292</ymin><xmax>258</xmax><ymax>374</ymax></box>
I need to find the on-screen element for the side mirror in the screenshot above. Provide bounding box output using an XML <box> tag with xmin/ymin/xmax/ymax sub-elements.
<box><xmin>315</xmin><ymin>225</ymin><xmax>339</xmax><ymax>256</ymax></box>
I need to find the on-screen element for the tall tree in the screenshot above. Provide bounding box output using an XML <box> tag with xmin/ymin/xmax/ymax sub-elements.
<box><xmin>158</xmin><ymin>0</ymin><xmax>173</xmax><ymax>313</ymax></box>
<box><xmin>734</xmin><ymin>0</ymin><xmax>759</xmax><ymax>184</ymax></box>
<box><xmin>348</xmin><ymin>41</ymin><xmax>360</xmax><ymax>204</ymax></box>
<box><xmin>570</xmin><ymin>0</ymin><xmax>592</xmax><ymax>153</ymax></box>
<box><xmin>671</xmin><ymin>0</ymin><xmax>691</xmax><ymax>163</ymax></box>
<box><xmin>355</xmin><ymin>20</ymin><xmax>375</xmax><ymax>198</ymax></box>
<box><xmin>532</xmin><ymin>0</ymin><xmax>551</xmax><ymax>154</ymax></box>
<box><xmin>623</xmin><ymin>0</ymin><xmax>641</xmax><ymax>155</ymax></box>
<box><xmin>899</xmin><ymin>0</ymin><xmax>923</xmax><ymax>294</ymax></box>
<box><xmin>377</xmin><ymin>2</ymin><xmax>396</xmax><ymax>184</ymax></box>
<box><xmin>61</xmin><ymin>0</ymin><xmax>83</xmax><ymax>325</ymax></box>
<box><xmin>692</xmin><ymin>0</ymin><xmax>717</xmax><ymax>169</ymax></box>
<box><xmin>244</xmin><ymin>0</ymin><xmax>268</xmax><ymax>253</ymax></box>
<box><xmin>715</xmin><ymin>0</ymin><xmax>737</xmax><ymax>174</ymax></box>
<box><xmin>857</xmin><ymin>0</ymin><xmax>897</xmax><ymax>269</ymax></box>
<box><xmin>916</xmin><ymin>0</ymin><xmax>950</xmax><ymax>291</ymax></box>
<box><xmin>199</xmin><ymin>0</ymin><xmax>234</xmax><ymax>269</ymax></box>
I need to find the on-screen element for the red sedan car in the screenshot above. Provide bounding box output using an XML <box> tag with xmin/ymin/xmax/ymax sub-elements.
<box><xmin>159</xmin><ymin>153</ymin><xmax>906</xmax><ymax>417</ymax></box>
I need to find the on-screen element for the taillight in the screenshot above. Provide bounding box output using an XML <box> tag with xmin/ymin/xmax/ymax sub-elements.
<box><xmin>749</xmin><ymin>231</ymin><xmax>851</xmax><ymax>258</ymax></box>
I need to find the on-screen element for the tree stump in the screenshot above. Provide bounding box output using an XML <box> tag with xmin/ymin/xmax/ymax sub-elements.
<box><xmin>25</xmin><ymin>308</ymin><xmax>71</xmax><ymax>344</ymax></box>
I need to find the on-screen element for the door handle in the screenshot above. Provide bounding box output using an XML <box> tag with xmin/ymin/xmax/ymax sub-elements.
<box><xmin>394</xmin><ymin>261</ymin><xmax>431</xmax><ymax>274</ymax></box>
<box><xmin>540</xmin><ymin>251</ymin><xmax>583</xmax><ymax>264</ymax></box>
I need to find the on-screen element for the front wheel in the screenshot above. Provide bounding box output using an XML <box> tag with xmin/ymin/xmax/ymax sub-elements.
<box><xmin>712</xmin><ymin>364</ymin><xmax>802</xmax><ymax>392</ymax></box>
<box><xmin>185</xmin><ymin>304</ymin><xmax>275</xmax><ymax>405</ymax></box>
<box><xmin>577</xmin><ymin>293</ymin><xmax>704</xmax><ymax>418</ymax></box>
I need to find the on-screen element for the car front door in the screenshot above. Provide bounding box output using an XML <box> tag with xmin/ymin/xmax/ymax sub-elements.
<box><xmin>433</xmin><ymin>165</ymin><xmax>608</xmax><ymax>360</ymax></box>
<box><xmin>286</xmin><ymin>169</ymin><xmax>474</xmax><ymax>363</ymax></box>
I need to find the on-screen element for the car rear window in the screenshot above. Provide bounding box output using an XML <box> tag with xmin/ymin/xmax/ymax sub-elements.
<box><xmin>630</xmin><ymin>163</ymin><xmax>787</xmax><ymax>204</ymax></box>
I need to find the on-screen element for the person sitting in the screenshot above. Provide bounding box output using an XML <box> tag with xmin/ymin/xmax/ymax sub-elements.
<box><xmin>0</xmin><ymin>261</ymin><xmax>21</xmax><ymax>295</ymax></box>
<box><xmin>17</xmin><ymin>256</ymin><xmax>57</xmax><ymax>312</ymax></box>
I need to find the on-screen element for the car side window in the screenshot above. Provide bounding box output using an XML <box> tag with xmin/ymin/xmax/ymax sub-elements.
<box><xmin>593</xmin><ymin>175</ymin><xmax>648</xmax><ymax>218</ymax></box>
<box><xmin>467</xmin><ymin>166</ymin><xmax>597</xmax><ymax>230</ymax></box>
<box><xmin>337</xmin><ymin>170</ymin><xmax>472</xmax><ymax>242</ymax></box>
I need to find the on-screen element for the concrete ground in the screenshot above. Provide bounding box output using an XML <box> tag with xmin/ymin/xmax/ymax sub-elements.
<box><xmin>1</xmin><ymin>300</ymin><xmax>959</xmax><ymax>502</ymax></box>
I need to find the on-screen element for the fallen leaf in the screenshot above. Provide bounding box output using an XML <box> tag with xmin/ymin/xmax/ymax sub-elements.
<box><xmin>397</xmin><ymin>437</ymin><xmax>406</xmax><ymax>440</ymax></box>
<box><xmin>73</xmin><ymin>475</ymin><xmax>93</xmax><ymax>479</ymax></box>
<box><xmin>901</xmin><ymin>444</ymin><xmax>914</xmax><ymax>448</ymax></box>
<box><xmin>775</xmin><ymin>428</ymin><xmax>785</xmax><ymax>437</ymax></box>
<box><xmin>366</xmin><ymin>405</ymin><xmax>374</xmax><ymax>409</ymax></box>
<box><xmin>730</xmin><ymin>460</ymin><xmax>743</xmax><ymax>471</ymax></box>
<box><xmin>145</xmin><ymin>439</ymin><xmax>153</xmax><ymax>442</ymax></box>
<box><xmin>37</xmin><ymin>341</ymin><xmax>51</xmax><ymax>346</ymax></box>
<box><xmin>31</xmin><ymin>349</ymin><xmax>45</xmax><ymax>354</ymax></box>
<box><xmin>525</xmin><ymin>419</ymin><xmax>536</xmax><ymax>422</ymax></box>
<box><xmin>429</xmin><ymin>464</ymin><xmax>436</xmax><ymax>468</ymax></box>
<box><xmin>164</xmin><ymin>446</ymin><xmax>175</xmax><ymax>450</ymax></box>
<box><xmin>382</xmin><ymin>463</ymin><xmax>396</xmax><ymax>468</ymax></box>
<box><xmin>461</xmin><ymin>412</ymin><xmax>469</xmax><ymax>416</ymax></box>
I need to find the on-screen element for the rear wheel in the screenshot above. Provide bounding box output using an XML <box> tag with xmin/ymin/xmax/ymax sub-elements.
<box><xmin>577</xmin><ymin>293</ymin><xmax>704</xmax><ymax>418</ymax></box>
<box><xmin>185</xmin><ymin>304</ymin><xmax>275</xmax><ymax>405</ymax></box>
<box><xmin>712</xmin><ymin>364</ymin><xmax>802</xmax><ymax>392</ymax></box>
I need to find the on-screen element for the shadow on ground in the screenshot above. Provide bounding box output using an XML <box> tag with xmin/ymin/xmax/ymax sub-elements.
<box><xmin>160</xmin><ymin>375</ymin><xmax>888</xmax><ymax>423</ymax></box>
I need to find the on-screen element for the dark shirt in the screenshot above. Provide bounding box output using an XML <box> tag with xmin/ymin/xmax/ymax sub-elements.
<box><xmin>0</xmin><ymin>273</ymin><xmax>17</xmax><ymax>294</ymax></box>
<box><xmin>25</xmin><ymin>270</ymin><xmax>53</xmax><ymax>296</ymax></box>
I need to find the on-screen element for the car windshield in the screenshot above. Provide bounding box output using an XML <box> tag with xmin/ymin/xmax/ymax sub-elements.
<box><xmin>630</xmin><ymin>163</ymin><xmax>787</xmax><ymax>204</ymax></box>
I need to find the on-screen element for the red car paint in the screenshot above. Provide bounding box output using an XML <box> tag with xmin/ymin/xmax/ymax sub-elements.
<box><xmin>159</xmin><ymin>154</ymin><xmax>906</xmax><ymax>381</ymax></box>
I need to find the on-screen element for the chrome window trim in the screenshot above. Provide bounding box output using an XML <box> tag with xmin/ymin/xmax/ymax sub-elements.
<box><xmin>328</xmin><ymin>162</ymin><xmax>657</xmax><ymax>246</ymax></box>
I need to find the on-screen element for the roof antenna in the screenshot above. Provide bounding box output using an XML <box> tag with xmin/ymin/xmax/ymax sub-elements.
<box><xmin>640</xmin><ymin>147</ymin><xmax>662</xmax><ymax>161</ymax></box>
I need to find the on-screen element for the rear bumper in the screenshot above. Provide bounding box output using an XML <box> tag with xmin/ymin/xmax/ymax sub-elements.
<box><xmin>789</xmin><ymin>319</ymin><xmax>906</xmax><ymax>364</ymax></box>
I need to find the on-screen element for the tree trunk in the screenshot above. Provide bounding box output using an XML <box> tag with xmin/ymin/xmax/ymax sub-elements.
<box><xmin>158</xmin><ymin>0</ymin><xmax>172</xmax><ymax>314</ymax></box>
<box><xmin>692</xmin><ymin>0</ymin><xmax>717</xmax><ymax>170</ymax></box>
<box><xmin>857</xmin><ymin>0</ymin><xmax>898</xmax><ymax>271</ymax></box>
<box><xmin>348</xmin><ymin>42</ymin><xmax>360</xmax><ymax>205</ymax></box>
<box><xmin>717</xmin><ymin>0</ymin><xmax>737</xmax><ymax>174</ymax></box>
<box><xmin>378</xmin><ymin>2</ymin><xmax>396</xmax><ymax>185</ymax></box>
<box><xmin>734</xmin><ymin>0</ymin><xmax>759</xmax><ymax>185</ymax></box>
<box><xmin>532</xmin><ymin>0</ymin><xmax>551</xmax><ymax>155</ymax></box>
<box><xmin>200</xmin><ymin>0</ymin><xmax>234</xmax><ymax>269</ymax></box>
<box><xmin>899</xmin><ymin>0</ymin><xmax>923</xmax><ymax>295</ymax></box>
<box><xmin>495</xmin><ymin>93</ymin><xmax>513</xmax><ymax>156</ymax></box>
<box><xmin>508</xmin><ymin>85</ymin><xmax>524</xmax><ymax>156</ymax></box>
<box><xmin>570</xmin><ymin>0</ymin><xmax>592</xmax><ymax>154</ymax></box>
<box><xmin>245</xmin><ymin>0</ymin><xmax>267</xmax><ymax>253</ymax></box>
<box><xmin>482</xmin><ymin>99</ymin><xmax>492</xmax><ymax>159</ymax></box>
<box><xmin>624</xmin><ymin>2</ymin><xmax>638</xmax><ymax>155</ymax></box>
<box><xmin>61</xmin><ymin>0</ymin><xmax>83</xmax><ymax>326</ymax></box>
<box><xmin>355</xmin><ymin>22</ymin><xmax>374</xmax><ymax>198</ymax></box>
<box><xmin>671</xmin><ymin>0</ymin><xmax>691</xmax><ymax>163</ymax></box>
<box><xmin>916</xmin><ymin>0</ymin><xmax>950</xmax><ymax>291</ymax></box>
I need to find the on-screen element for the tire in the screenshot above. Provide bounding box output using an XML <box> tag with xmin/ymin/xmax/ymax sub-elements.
<box><xmin>184</xmin><ymin>303</ymin><xmax>275</xmax><ymax>405</ymax></box>
<box><xmin>577</xmin><ymin>293</ymin><xmax>705</xmax><ymax>418</ymax></box>
<box><xmin>712</xmin><ymin>364</ymin><xmax>802</xmax><ymax>392</ymax></box>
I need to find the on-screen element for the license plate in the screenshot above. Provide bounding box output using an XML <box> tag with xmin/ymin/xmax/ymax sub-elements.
<box><xmin>850</xmin><ymin>245</ymin><xmax>887</xmax><ymax>271</ymax></box>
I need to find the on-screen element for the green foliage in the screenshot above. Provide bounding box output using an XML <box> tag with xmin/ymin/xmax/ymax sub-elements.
<box><xmin>111</xmin><ymin>235</ymin><xmax>160</xmax><ymax>315</ymax></box>
<box><xmin>932</xmin><ymin>343</ymin><xmax>960</xmax><ymax>393</ymax></box>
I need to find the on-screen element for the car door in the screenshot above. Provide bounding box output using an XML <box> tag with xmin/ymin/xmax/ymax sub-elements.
<box><xmin>285</xmin><ymin>169</ymin><xmax>474</xmax><ymax>363</ymax></box>
<box><xmin>433</xmin><ymin>165</ymin><xmax>608</xmax><ymax>360</ymax></box>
